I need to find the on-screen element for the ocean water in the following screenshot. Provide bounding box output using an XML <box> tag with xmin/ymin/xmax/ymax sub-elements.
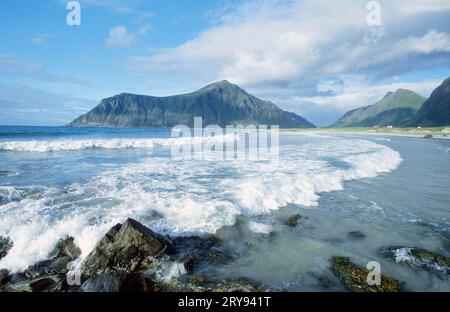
<box><xmin>0</xmin><ymin>126</ymin><xmax>449</xmax><ymax>291</ymax></box>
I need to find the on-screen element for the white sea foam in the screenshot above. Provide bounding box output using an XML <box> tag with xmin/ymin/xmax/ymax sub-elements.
<box><xmin>0</xmin><ymin>135</ymin><xmax>234</xmax><ymax>152</ymax></box>
<box><xmin>248</xmin><ymin>222</ymin><xmax>273</xmax><ymax>234</ymax></box>
<box><xmin>0</xmin><ymin>136</ymin><xmax>402</xmax><ymax>272</ymax></box>
<box><xmin>155</xmin><ymin>261</ymin><xmax>187</xmax><ymax>283</ymax></box>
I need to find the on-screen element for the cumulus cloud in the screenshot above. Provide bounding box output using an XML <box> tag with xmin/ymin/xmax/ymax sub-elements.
<box><xmin>124</xmin><ymin>0</ymin><xmax>450</xmax><ymax>126</ymax></box>
<box><xmin>126</xmin><ymin>0</ymin><xmax>448</xmax><ymax>81</ymax></box>
<box><xmin>105</xmin><ymin>24</ymin><xmax>151</xmax><ymax>48</ymax></box>
<box><xmin>395</xmin><ymin>30</ymin><xmax>450</xmax><ymax>54</ymax></box>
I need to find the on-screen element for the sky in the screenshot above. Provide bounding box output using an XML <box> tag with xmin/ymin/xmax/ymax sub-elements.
<box><xmin>0</xmin><ymin>0</ymin><xmax>449</xmax><ymax>127</ymax></box>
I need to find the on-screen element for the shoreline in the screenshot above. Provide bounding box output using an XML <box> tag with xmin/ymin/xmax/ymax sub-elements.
<box><xmin>281</xmin><ymin>128</ymin><xmax>450</xmax><ymax>140</ymax></box>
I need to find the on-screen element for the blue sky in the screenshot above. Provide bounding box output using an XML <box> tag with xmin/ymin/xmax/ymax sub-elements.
<box><xmin>0</xmin><ymin>0</ymin><xmax>449</xmax><ymax>126</ymax></box>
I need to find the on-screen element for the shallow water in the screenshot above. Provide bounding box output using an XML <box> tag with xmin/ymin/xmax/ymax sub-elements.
<box><xmin>0</xmin><ymin>126</ymin><xmax>449</xmax><ymax>291</ymax></box>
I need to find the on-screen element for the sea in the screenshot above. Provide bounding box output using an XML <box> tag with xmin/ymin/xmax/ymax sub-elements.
<box><xmin>0</xmin><ymin>125</ymin><xmax>449</xmax><ymax>291</ymax></box>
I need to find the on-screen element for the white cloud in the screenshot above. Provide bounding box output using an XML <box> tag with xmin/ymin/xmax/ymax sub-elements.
<box><xmin>273</xmin><ymin>77</ymin><xmax>443</xmax><ymax>126</ymax></box>
<box><xmin>128</xmin><ymin>0</ymin><xmax>449</xmax><ymax>83</ymax></box>
<box><xmin>105</xmin><ymin>24</ymin><xmax>151</xmax><ymax>48</ymax></box>
<box><xmin>395</xmin><ymin>30</ymin><xmax>450</xmax><ymax>54</ymax></box>
<box><xmin>123</xmin><ymin>0</ymin><xmax>450</xmax><ymax>125</ymax></box>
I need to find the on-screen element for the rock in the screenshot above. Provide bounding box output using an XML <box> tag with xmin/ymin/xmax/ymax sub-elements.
<box><xmin>30</xmin><ymin>278</ymin><xmax>57</xmax><ymax>292</ymax></box>
<box><xmin>209</xmin><ymin>278</ymin><xmax>265</xmax><ymax>292</ymax></box>
<box><xmin>424</xmin><ymin>134</ymin><xmax>433</xmax><ymax>138</ymax></box>
<box><xmin>7</xmin><ymin>275</ymin><xmax>63</xmax><ymax>292</ymax></box>
<box><xmin>8</xmin><ymin>272</ymin><xmax>27</xmax><ymax>284</ymax></box>
<box><xmin>0</xmin><ymin>269</ymin><xmax>9</xmax><ymax>286</ymax></box>
<box><xmin>183</xmin><ymin>258</ymin><xmax>198</xmax><ymax>273</ymax></box>
<box><xmin>120</xmin><ymin>273</ymin><xmax>161</xmax><ymax>292</ymax></box>
<box><xmin>380</xmin><ymin>246</ymin><xmax>450</xmax><ymax>277</ymax></box>
<box><xmin>24</xmin><ymin>236</ymin><xmax>81</xmax><ymax>279</ymax></box>
<box><xmin>286</xmin><ymin>214</ymin><xmax>302</xmax><ymax>227</ymax></box>
<box><xmin>0</xmin><ymin>236</ymin><xmax>13</xmax><ymax>260</ymax></box>
<box><xmin>81</xmin><ymin>273</ymin><xmax>124</xmax><ymax>292</ymax></box>
<box><xmin>173</xmin><ymin>235</ymin><xmax>227</xmax><ymax>271</ymax></box>
<box><xmin>180</xmin><ymin>276</ymin><xmax>265</xmax><ymax>292</ymax></box>
<box><xmin>24</xmin><ymin>256</ymin><xmax>72</xmax><ymax>279</ymax></box>
<box><xmin>50</xmin><ymin>237</ymin><xmax>81</xmax><ymax>260</ymax></box>
<box><xmin>81</xmin><ymin>218</ymin><xmax>174</xmax><ymax>278</ymax></box>
<box><xmin>347</xmin><ymin>231</ymin><xmax>366</xmax><ymax>240</ymax></box>
<box><xmin>330</xmin><ymin>256</ymin><xmax>402</xmax><ymax>292</ymax></box>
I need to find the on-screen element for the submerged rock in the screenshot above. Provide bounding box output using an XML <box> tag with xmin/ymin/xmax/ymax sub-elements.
<box><xmin>180</xmin><ymin>276</ymin><xmax>265</xmax><ymax>292</ymax></box>
<box><xmin>81</xmin><ymin>218</ymin><xmax>174</xmax><ymax>278</ymax></box>
<box><xmin>0</xmin><ymin>236</ymin><xmax>13</xmax><ymax>260</ymax></box>
<box><xmin>347</xmin><ymin>231</ymin><xmax>366</xmax><ymax>240</ymax></box>
<box><xmin>330</xmin><ymin>256</ymin><xmax>402</xmax><ymax>292</ymax></box>
<box><xmin>381</xmin><ymin>246</ymin><xmax>450</xmax><ymax>277</ymax></box>
<box><xmin>286</xmin><ymin>214</ymin><xmax>302</xmax><ymax>227</ymax></box>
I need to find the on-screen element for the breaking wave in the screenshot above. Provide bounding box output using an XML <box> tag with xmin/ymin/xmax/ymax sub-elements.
<box><xmin>0</xmin><ymin>136</ymin><xmax>402</xmax><ymax>271</ymax></box>
<box><xmin>0</xmin><ymin>135</ymin><xmax>234</xmax><ymax>152</ymax></box>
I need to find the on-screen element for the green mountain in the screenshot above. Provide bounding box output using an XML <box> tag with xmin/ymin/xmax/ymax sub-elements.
<box><xmin>411</xmin><ymin>77</ymin><xmax>450</xmax><ymax>127</ymax></box>
<box><xmin>69</xmin><ymin>80</ymin><xmax>315</xmax><ymax>128</ymax></box>
<box><xmin>332</xmin><ymin>89</ymin><xmax>426</xmax><ymax>127</ymax></box>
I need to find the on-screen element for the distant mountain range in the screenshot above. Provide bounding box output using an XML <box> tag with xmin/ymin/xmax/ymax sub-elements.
<box><xmin>333</xmin><ymin>77</ymin><xmax>450</xmax><ymax>128</ymax></box>
<box><xmin>332</xmin><ymin>89</ymin><xmax>426</xmax><ymax>128</ymax></box>
<box><xmin>69</xmin><ymin>80</ymin><xmax>316</xmax><ymax>128</ymax></box>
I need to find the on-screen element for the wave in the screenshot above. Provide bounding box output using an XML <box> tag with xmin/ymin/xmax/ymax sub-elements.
<box><xmin>0</xmin><ymin>135</ymin><xmax>234</xmax><ymax>152</ymax></box>
<box><xmin>0</xmin><ymin>137</ymin><xmax>402</xmax><ymax>272</ymax></box>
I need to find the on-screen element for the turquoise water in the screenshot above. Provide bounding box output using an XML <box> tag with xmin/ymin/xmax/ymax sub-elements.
<box><xmin>0</xmin><ymin>126</ymin><xmax>449</xmax><ymax>291</ymax></box>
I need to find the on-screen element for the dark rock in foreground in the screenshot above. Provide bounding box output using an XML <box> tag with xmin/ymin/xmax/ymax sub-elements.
<box><xmin>0</xmin><ymin>219</ymin><xmax>265</xmax><ymax>293</ymax></box>
<box><xmin>0</xmin><ymin>236</ymin><xmax>13</xmax><ymax>260</ymax></box>
<box><xmin>24</xmin><ymin>236</ymin><xmax>81</xmax><ymax>279</ymax></box>
<box><xmin>5</xmin><ymin>274</ymin><xmax>64</xmax><ymax>292</ymax></box>
<box><xmin>81</xmin><ymin>272</ymin><xmax>124</xmax><ymax>292</ymax></box>
<box><xmin>330</xmin><ymin>256</ymin><xmax>402</xmax><ymax>292</ymax></box>
<box><xmin>381</xmin><ymin>246</ymin><xmax>450</xmax><ymax>277</ymax></box>
<box><xmin>81</xmin><ymin>218</ymin><xmax>174</xmax><ymax>278</ymax></box>
<box><xmin>0</xmin><ymin>269</ymin><xmax>9</xmax><ymax>286</ymax></box>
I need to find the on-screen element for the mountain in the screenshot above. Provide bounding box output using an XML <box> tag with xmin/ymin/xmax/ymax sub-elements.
<box><xmin>410</xmin><ymin>77</ymin><xmax>450</xmax><ymax>127</ymax></box>
<box><xmin>69</xmin><ymin>80</ymin><xmax>315</xmax><ymax>128</ymax></box>
<box><xmin>332</xmin><ymin>89</ymin><xmax>426</xmax><ymax>127</ymax></box>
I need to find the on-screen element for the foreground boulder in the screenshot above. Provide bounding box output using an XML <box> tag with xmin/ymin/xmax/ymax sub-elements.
<box><xmin>81</xmin><ymin>218</ymin><xmax>174</xmax><ymax>278</ymax></box>
<box><xmin>381</xmin><ymin>246</ymin><xmax>450</xmax><ymax>278</ymax></box>
<box><xmin>81</xmin><ymin>272</ymin><xmax>124</xmax><ymax>292</ymax></box>
<box><xmin>0</xmin><ymin>269</ymin><xmax>9</xmax><ymax>286</ymax></box>
<box><xmin>0</xmin><ymin>236</ymin><xmax>13</xmax><ymax>260</ymax></box>
<box><xmin>330</xmin><ymin>256</ymin><xmax>402</xmax><ymax>292</ymax></box>
<box><xmin>24</xmin><ymin>237</ymin><xmax>81</xmax><ymax>279</ymax></box>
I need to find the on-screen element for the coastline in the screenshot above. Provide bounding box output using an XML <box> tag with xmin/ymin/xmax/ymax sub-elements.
<box><xmin>281</xmin><ymin>127</ymin><xmax>450</xmax><ymax>140</ymax></box>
